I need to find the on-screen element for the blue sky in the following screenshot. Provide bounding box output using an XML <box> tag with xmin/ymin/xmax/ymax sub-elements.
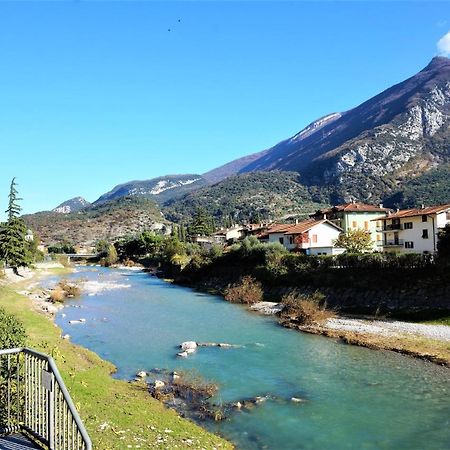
<box><xmin>0</xmin><ymin>0</ymin><xmax>449</xmax><ymax>215</ymax></box>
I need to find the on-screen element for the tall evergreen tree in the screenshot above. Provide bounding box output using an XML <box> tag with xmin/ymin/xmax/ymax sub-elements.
<box><xmin>0</xmin><ymin>178</ymin><xmax>30</xmax><ymax>273</ymax></box>
<box><xmin>188</xmin><ymin>208</ymin><xmax>213</xmax><ymax>237</ymax></box>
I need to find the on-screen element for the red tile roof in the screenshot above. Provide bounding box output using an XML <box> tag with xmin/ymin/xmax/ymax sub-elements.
<box><xmin>284</xmin><ymin>219</ymin><xmax>342</xmax><ymax>235</ymax></box>
<box><xmin>319</xmin><ymin>202</ymin><xmax>390</xmax><ymax>214</ymax></box>
<box><xmin>266</xmin><ymin>223</ymin><xmax>297</xmax><ymax>234</ymax></box>
<box><xmin>377</xmin><ymin>203</ymin><xmax>450</xmax><ymax>220</ymax></box>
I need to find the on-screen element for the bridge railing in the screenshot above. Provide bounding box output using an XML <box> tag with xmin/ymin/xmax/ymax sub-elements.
<box><xmin>0</xmin><ymin>347</ymin><xmax>92</xmax><ymax>450</ymax></box>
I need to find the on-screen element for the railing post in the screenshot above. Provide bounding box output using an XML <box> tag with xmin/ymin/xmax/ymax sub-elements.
<box><xmin>45</xmin><ymin>361</ymin><xmax>55</xmax><ymax>450</ymax></box>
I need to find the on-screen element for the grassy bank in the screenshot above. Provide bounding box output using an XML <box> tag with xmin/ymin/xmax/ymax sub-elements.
<box><xmin>0</xmin><ymin>286</ymin><xmax>232</xmax><ymax>449</ymax></box>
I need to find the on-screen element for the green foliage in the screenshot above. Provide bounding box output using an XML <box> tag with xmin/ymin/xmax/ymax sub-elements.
<box><xmin>0</xmin><ymin>307</ymin><xmax>26</xmax><ymax>349</ymax></box>
<box><xmin>386</xmin><ymin>165</ymin><xmax>450</xmax><ymax>208</ymax></box>
<box><xmin>164</xmin><ymin>171</ymin><xmax>326</xmax><ymax>225</ymax></box>
<box><xmin>188</xmin><ymin>208</ymin><xmax>214</xmax><ymax>237</ymax></box>
<box><xmin>437</xmin><ymin>224</ymin><xmax>450</xmax><ymax>261</ymax></box>
<box><xmin>333</xmin><ymin>229</ymin><xmax>373</xmax><ymax>253</ymax></box>
<box><xmin>48</xmin><ymin>243</ymin><xmax>76</xmax><ymax>254</ymax></box>
<box><xmin>0</xmin><ymin>178</ymin><xmax>31</xmax><ymax>269</ymax></box>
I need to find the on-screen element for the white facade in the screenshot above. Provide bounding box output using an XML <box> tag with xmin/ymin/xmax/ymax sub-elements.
<box><xmin>379</xmin><ymin>205</ymin><xmax>450</xmax><ymax>254</ymax></box>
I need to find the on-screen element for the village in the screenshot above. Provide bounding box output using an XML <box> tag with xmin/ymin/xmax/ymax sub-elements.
<box><xmin>194</xmin><ymin>201</ymin><xmax>450</xmax><ymax>256</ymax></box>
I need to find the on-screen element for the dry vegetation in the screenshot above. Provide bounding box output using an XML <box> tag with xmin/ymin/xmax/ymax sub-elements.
<box><xmin>49</xmin><ymin>279</ymin><xmax>82</xmax><ymax>303</ymax></box>
<box><xmin>224</xmin><ymin>276</ymin><xmax>264</xmax><ymax>305</ymax></box>
<box><xmin>280</xmin><ymin>290</ymin><xmax>336</xmax><ymax>325</ymax></box>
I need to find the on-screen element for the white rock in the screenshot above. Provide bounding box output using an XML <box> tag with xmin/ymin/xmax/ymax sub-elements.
<box><xmin>136</xmin><ymin>371</ymin><xmax>147</xmax><ymax>378</ymax></box>
<box><xmin>62</xmin><ymin>334</ymin><xmax>70</xmax><ymax>340</ymax></box>
<box><xmin>177</xmin><ymin>351</ymin><xmax>188</xmax><ymax>358</ymax></box>
<box><xmin>180</xmin><ymin>341</ymin><xmax>197</xmax><ymax>351</ymax></box>
<box><xmin>291</xmin><ymin>397</ymin><xmax>305</xmax><ymax>403</ymax></box>
<box><xmin>154</xmin><ymin>380</ymin><xmax>165</xmax><ymax>389</ymax></box>
<box><xmin>185</xmin><ymin>348</ymin><xmax>196</xmax><ymax>354</ymax></box>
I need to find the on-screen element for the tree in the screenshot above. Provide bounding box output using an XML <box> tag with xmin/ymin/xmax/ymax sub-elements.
<box><xmin>0</xmin><ymin>178</ymin><xmax>30</xmax><ymax>273</ymax></box>
<box><xmin>437</xmin><ymin>224</ymin><xmax>450</xmax><ymax>261</ymax></box>
<box><xmin>188</xmin><ymin>208</ymin><xmax>214</xmax><ymax>237</ymax></box>
<box><xmin>333</xmin><ymin>229</ymin><xmax>373</xmax><ymax>254</ymax></box>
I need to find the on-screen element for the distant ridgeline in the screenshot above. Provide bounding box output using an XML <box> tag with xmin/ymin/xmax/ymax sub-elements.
<box><xmin>24</xmin><ymin>57</ymin><xmax>450</xmax><ymax>244</ymax></box>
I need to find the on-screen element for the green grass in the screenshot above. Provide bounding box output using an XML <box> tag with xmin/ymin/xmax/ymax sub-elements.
<box><xmin>420</xmin><ymin>316</ymin><xmax>450</xmax><ymax>326</ymax></box>
<box><xmin>0</xmin><ymin>286</ymin><xmax>233</xmax><ymax>449</ymax></box>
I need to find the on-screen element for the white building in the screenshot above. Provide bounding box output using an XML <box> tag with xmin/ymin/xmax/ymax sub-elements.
<box><xmin>283</xmin><ymin>219</ymin><xmax>344</xmax><ymax>255</ymax></box>
<box><xmin>312</xmin><ymin>201</ymin><xmax>390</xmax><ymax>251</ymax></box>
<box><xmin>263</xmin><ymin>219</ymin><xmax>344</xmax><ymax>255</ymax></box>
<box><xmin>375</xmin><ymin>203</ymin><xmax>450</xmax><ymax>254</ymax></box>
<box><xmin>212</xmin><ymin>226</ymin><xmax>246</xmax><ymax>244</ymax></box>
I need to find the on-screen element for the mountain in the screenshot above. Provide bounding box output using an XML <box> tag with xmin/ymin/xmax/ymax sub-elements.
<box><xmin>205</xmin><ymin>57</ymin><xmax>450</xmax><ymax>205</ymax></box>
<box><xmin>94</xmin><ymin>174</ymin><xmax>208</xmax><ymax>205</ymax></box>
<box><xmin>53</xmin><ymin>197</ymin><xmax>91</xmax><ymax>214</ymax></box>
<box><xmin>164</xmin><ymin>171</ymin><xmax>326</xmax><ymax>223</ymax></box>
<box><xmin>24</xmin><ymin>197</ymin><xmax>167</xmax><ymax>246</ymax></box>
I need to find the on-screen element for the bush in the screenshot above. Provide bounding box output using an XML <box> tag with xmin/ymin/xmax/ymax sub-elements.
<box><xmin>224</xmin><ymin>276</ymin><xmax>263</xmax><ymax>304</ymax></box>
<box><xmin>49</xmin><ymin>279</ymin><xmax>81</xmax><ymax>302</ymax></box>
<box><xmin>0</xmin><ymin>308</ymin><xmax>26</xmax><ymax>349</ymax></box>
<box><xmin>280</xmin><ymin>291</ymin><xmax>335</xmax><ymax>325</ymax></box>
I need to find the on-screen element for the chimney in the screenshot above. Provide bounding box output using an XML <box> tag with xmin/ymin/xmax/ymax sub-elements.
<box><xmin>295</xmin><ymin>218</ymin><xmax>299</xmax><ymax>225</ymax></box>
<box><xmin>379</xmin><ymin>203</ymin><xmax>383</xmax><ymax>209</ymax></box>
<box><xmin>396</xmin><ymin>208</ymin><xmax>400</xmax><ymax>213</ymax></box>
<box><xmin>421</xmin><ymin>204</ymin><xmax>425</xmax><ymax>209</ymax></box>
<box><xmin>323</xmin><ymin>213</ymin><xmax>327</xmax><ymax>220</ymax></box>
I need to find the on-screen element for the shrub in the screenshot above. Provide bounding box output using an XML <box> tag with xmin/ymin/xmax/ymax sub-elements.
<box><xmin>49</xmin><ymin>280</ymin><xmax>81</xmax><ymax>302</ymax></box>
<box><xmin>0</xmin><ymin>308</ymin><xmax>26</xmax><ymax>349</ymax></box>
<box><xmin>224</xmin><ymin>276</ymin><xmax>263</xmax><ymax>304</ymax></box>
<box><xmin>280</xmin><ymin>290</ymin><xmax>335</xmax><ymax>325</ymax></box>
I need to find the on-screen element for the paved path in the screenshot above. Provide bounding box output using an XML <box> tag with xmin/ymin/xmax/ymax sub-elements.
<box><xmin>0</xmin><ymin>434</ymin><xmax>41</xmax><ymax>449</ymax></box>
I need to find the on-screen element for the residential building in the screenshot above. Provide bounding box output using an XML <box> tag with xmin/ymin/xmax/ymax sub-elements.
<box><xmin>212</xmin><ymin>226</ymin><xmax>246</xmax><ymax>244</ymax></box>
<box><xmin>261</xmin><ymin>219</ymin><xmax>344</xmax><ymax>255</ymax></box>
<box><xmin>283</xmin><ymin>219</ymin><xmax>344</xmax><ymax>255</ymax></box>
<box><xmin>312</xmin><ymin>201</ymin><xmax>391</xmax><ymax>251</ymax></box>
<box><xmin>264</xmin><ymin>223</ymin><xmax>297</xmax><ymax>246</ymax></box>
<box><xmin>375</xmin><ymin>203</ymin><xmax>450</xmax><ymax>254</ymax></box>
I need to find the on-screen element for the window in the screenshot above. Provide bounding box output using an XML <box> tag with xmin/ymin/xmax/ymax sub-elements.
<box><xmin>422</xmin><ymin>215</ymin><xmax>428</xmax><ymax>222</ymax></box>
<box><xmin>405</xmin><ymin>241</ymin><xmax>414</xmax><ymax>249</ymax></box>
<box><xmin>376</xmin><ymin>221</ymin><xmax>382</xmax><ymax>228</ymax></box>
<box><xmin>404</xmin><ymin>222</ymin><xmax>413</xmax><ymax>229</ymax></box>
<box><xmin>352</xmin><ymin>221</ymin><xmax>357</xmax><ymax>228</ymax></box>
<box><xmin>312</xmin><ymin>234</ymin><xmax>318</xmax><ymax>243</ymax></box>
<box><xmin>364</xmin><ymin>221</ymin><xmax>369</xmax><ymax>230</ymax></box>
<box><xmin>377</xmin><ymin>234</ymin><xmax>382</xmax><ymax>242</ymax></box>
<box><xmin>422</xmin><ymin>229</ymin><xmax>429</xmax><ymax>239</ymax></box>
<box><xmin>279</xmin><ymin>237</ymin><xmax>284</xmax><ymax>244</ymax></box>
<box><xmin>289</xmin><ymin>236</ymin><xmax>294</xmax><ymax>245</ymax></box>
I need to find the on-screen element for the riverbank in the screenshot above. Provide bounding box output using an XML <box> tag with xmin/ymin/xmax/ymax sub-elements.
<box><xmin>246</xmin><ymin>298</ymin><xmax>450</xmax><ymax>367</ymax></box>
<box><xmin>0</xmin><ymin>268</ymin><xmax>233</xmax><ymax>449</ymax></box>
<box><xmin>181</xmin><ymin>281</ymin><xmax>450</xmax><ymax>368</ymax></box>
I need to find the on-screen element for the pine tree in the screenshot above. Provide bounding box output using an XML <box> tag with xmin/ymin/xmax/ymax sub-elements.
<box><xmin>188</xmin><ymin>208</ymin><xmax>213</xmax><ymax>237</ymax></box>
<box><xmin>0</xmin><ymin>178</ymin><xmax>30</xmax><ymax>273</ymax></box>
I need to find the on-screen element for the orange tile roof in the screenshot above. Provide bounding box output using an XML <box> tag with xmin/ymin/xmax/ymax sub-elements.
<box><xmin>284</xmin><ymin>219</ymin><xmax>342</xmax><ymax>235</ymax></box>
<box><xmin>266</xmin><ymin>223</ymin><xmax>297</xmax><ymax>234</ymax></box>
<box><xmin>377</xmin><ymin>203</ymin><xmax>450</xmax><ymax>220</ymax></box>
<box><xmin>319</xmin><ymin>202</ymin><xmax>390</xmax><ymax>214</ymax></box>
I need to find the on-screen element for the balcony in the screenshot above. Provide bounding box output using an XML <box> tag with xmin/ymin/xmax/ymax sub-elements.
<box><xmin>384</xmin><ymin>239</ymin><xmax>404</xmax><ymax>246</ymax></box>
<box><xmin>378</xmin><ymin>224</ymin><xmax>403</xmax><ymax>232</ymax></box>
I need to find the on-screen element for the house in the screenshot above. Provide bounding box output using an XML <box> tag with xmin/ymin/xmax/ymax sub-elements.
<box><xmin>212</xmin><ymin>226</ymin><xmax>246</xmax><ymax>245</ymax></box>
<box><xmin>263</xmin><ymin>223</ymin><xmax>297</xmax><ymax>245</ymax></box>
<box><xmin>261</xmin><ymin>220</ymin><xmax>344</xmax><ymax>255</ymax></box>
<box><xmin>283</xmin><ymin>219</ymin><xmax>344</xmax><ymax>255</ymax></box>
<box><xmin>312</xmin><ymin>201</ymin><xmax>391</xmax><ymax>251</ymax></box>
<box><xmin>374</xmin><ymin>203</ymin><xmax>450</xmax><ymax>254</ymax></box>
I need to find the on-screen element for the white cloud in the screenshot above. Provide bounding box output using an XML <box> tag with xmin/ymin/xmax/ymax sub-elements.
<box><xmin>437</xmin><ymin>31</ymin><xmax>450</xmax><ymax>56</ymax></box>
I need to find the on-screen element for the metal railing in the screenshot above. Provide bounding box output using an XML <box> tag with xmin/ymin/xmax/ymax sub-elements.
<box><xmin>384</xmin><ymin>239</ymin><xmax>404</xmax><ymax>246</ymax></box>
<box><xmin>0</xmin><ymin>348</ymin><xmax>92</xmax><ymax>450</ymax></box>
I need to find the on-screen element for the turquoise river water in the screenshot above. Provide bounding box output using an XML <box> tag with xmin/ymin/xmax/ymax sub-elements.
<box><xmin>52</xmin><ymin>266</ymin><xmax>450</xmax><ymax>449</ymax></box>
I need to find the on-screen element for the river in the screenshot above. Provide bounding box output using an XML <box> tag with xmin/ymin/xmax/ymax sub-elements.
<box><xmin>51</xmin><ymin>266</ymin><xmax>450</xmax><ymax>450</ymax></box>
